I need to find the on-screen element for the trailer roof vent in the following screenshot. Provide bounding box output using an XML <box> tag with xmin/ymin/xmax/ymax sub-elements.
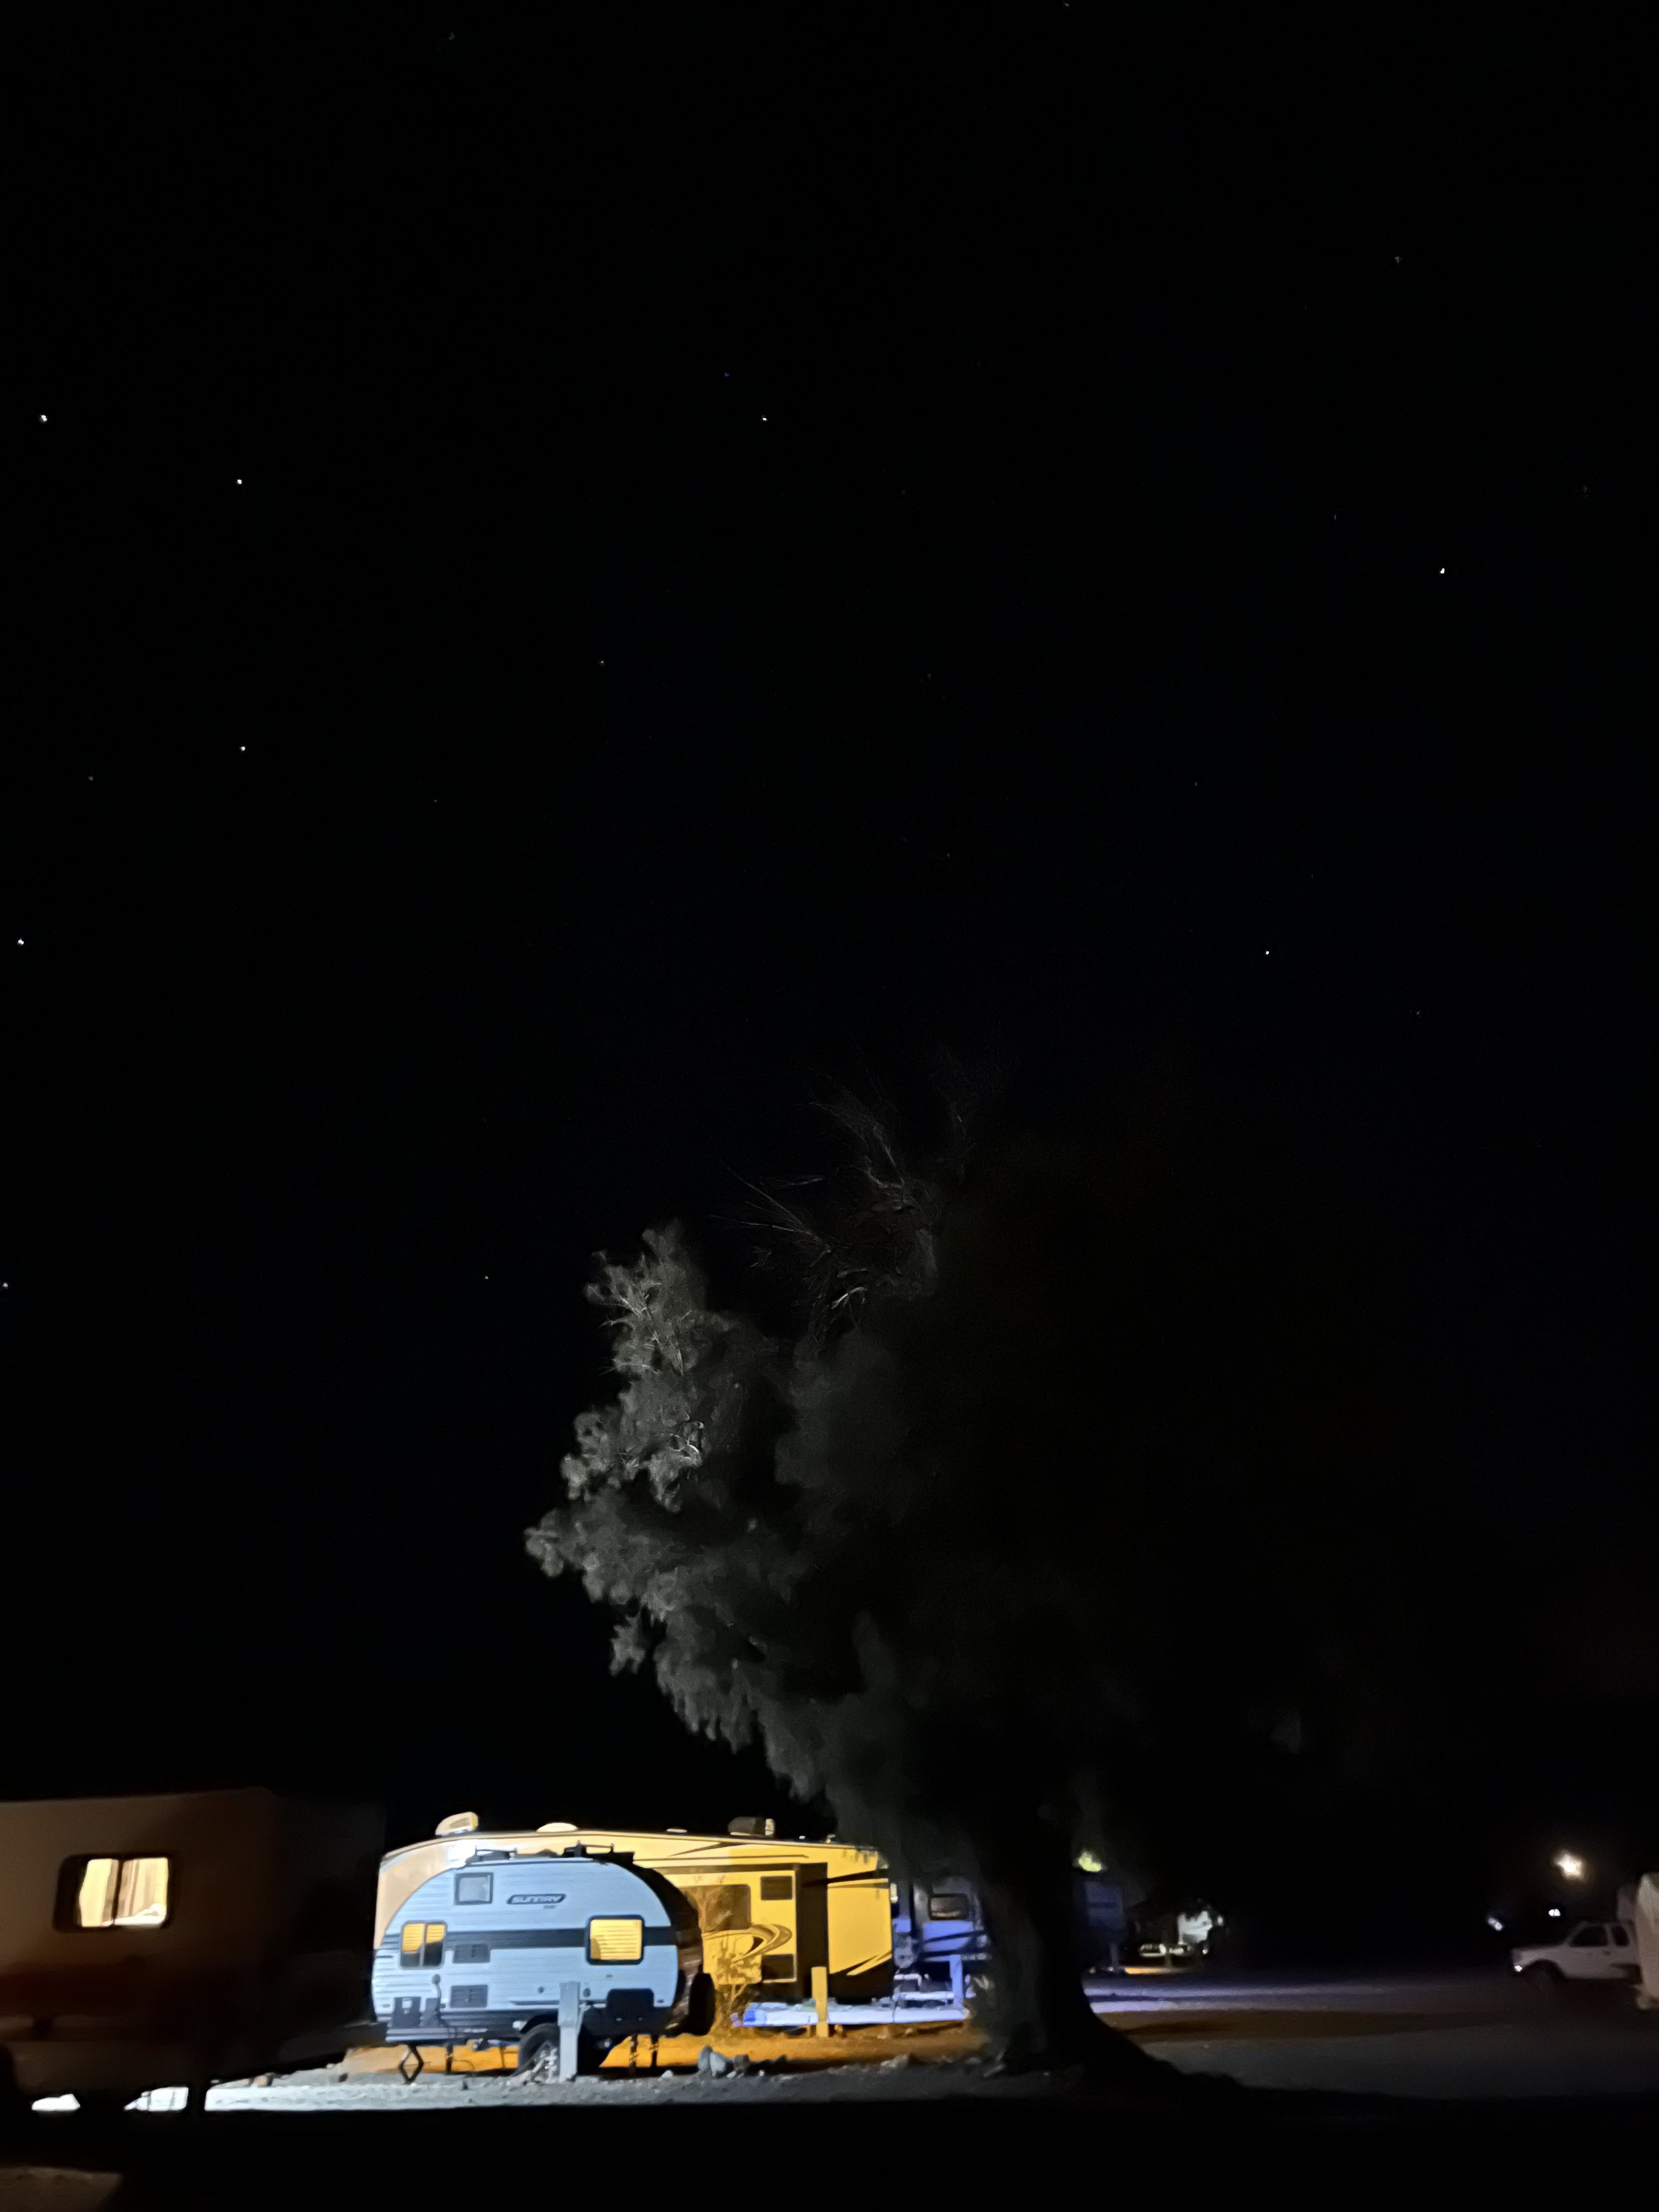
<box><xmin>727</xmin><ymin>1816</ymin><xmax>776</xmax><ymax>1838</ymax></box>
<box><xmin>536</xmin><ymin>1821</ymin><xmax>578</xmax><ymax>1834</ymax></box>
<box><xmin>435</xmin><ymin>1811</ymin><xmax>479</xmax><ymax>1837</ymax></box>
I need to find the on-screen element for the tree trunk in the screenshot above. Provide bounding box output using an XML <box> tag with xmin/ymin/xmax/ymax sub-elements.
<box><xmin>973</xmin><ymin>1827</ymin><xmax>1163</xmax><ymax>2080</ymax></box>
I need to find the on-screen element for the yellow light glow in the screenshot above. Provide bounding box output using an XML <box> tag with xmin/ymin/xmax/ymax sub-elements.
<box><xmin>113</xmin><ymin>1856</ymin><xmax>169</xmax><ymax>1926</ymax></box>
<box><xmin>587</xmin><ymin>1916</ymin><xmax>644</xmax><ymax>1963</ymax></box>
<box><xmin>74</xmin><ymin>1856</ymin><xmax>168</xmax><ymax>1929</ymax></box>
<box><xmin>76</xmin><ymin>1859</ymin><xmax>120</xmax><ymax>1928</ymax></box>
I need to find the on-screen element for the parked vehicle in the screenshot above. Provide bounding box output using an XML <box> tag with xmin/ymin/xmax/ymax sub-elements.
<box><xmin>371</xmin><ymin>1841</ymin><xmax>707</xmax><ymax>2075</ymax></box>
<box><xmin>1078</xmin><ymin>1875</ymin><xmax>1131</xmax><ymax>1970</ymax></box>
<box><xmin>377</xmin><ymin>1817</ymin><xmax>891</xmax><ymax>2023</ymax></box>
<box><xmin>890</xmin><ymin>1877</ymin><xmax>987</xmax><ymax>1988</ymax></box>
<box><xmin>0</xmin><ymin>1789</ymin><xmax>381</xmax><ymax>2116</ymax></box>
<box><xmin>1510</xmin><ymin>1917</ymin><xmax>1639</xmax><ymax>1990</ymax></box>
<box><xmin>890</xmin><ymin>1870</ymin><xmax>1130</xmax><ymax>1986</ymax></box>
<box><xmin>1630</xmin><ymin>1876</ymin><xmax>1659</xmax><ymax>2012</ymax></box>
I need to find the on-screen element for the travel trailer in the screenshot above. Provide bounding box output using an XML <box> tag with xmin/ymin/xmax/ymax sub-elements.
<box><xmin>371</xmin><ymin>1842</ymin><xmax>707</xmax><ymax>2074</ymax></box>
<box><xmin>890</xmin><ymin>1868</ymin><xmax>1130</xmax><ymax>1986</ymax></box>
<box><xmin>1632</xmin><ymin>1874</ymin><xmax>1659</xmax><ymax>2012</ymax></box>
<box><xmin>0</xmin><ymin>1789</ymin><xmax>382</xmax><ymax>2115</ymax></box>
<box><xmin>890</xmin><ymin>1876</ymin><xmax>987</xmax><ymax>1991</ymax></box>
<box><xmin>377</xmin><ymin>1817</ymin><xmax>893</xmax><ymax>2022</ymax></box>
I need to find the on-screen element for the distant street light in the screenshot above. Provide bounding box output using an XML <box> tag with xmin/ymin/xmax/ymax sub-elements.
<box><xmin>1553</xmin><ymin>1851</ymin><xmax>1587</xmax><ymax>1883</ymax></box>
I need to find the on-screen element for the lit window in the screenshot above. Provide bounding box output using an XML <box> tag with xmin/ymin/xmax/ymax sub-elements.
<box><xmin>399</xmin><ymin>1921</ymin><xmax>447</xmax><ymax>1967</ymax></box>
<box><xmin>587</xmin><ymin>1917</ymin><xmax>644</xmax><ymax>1963</ymax></box>
<box><xmin>60</xmin><ymin>1856</ymin><xmax>170</xmax><ymax>1930</ymax></box>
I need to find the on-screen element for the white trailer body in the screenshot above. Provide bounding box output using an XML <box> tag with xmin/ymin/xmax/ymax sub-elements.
<box><xmin>1634</xmin><ymin>1874</ymin><xmax>1659</xmax><ymax>2012</ymax></box>
<box><xmin>370</xmin><ymin>1845</ymin><xmax>702</xmax><ymax>2063</ymax></box>
<box><xmin>0</xmin><ymin>1788</ymin><xmax>382</xmax><ymax>2110</ymax></box>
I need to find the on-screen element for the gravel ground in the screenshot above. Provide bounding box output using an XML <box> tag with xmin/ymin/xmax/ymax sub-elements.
<box><xmin>200</xmin><ymin>2055</ymin><xmax>1037</xmax><ymax>2112</ymax></box>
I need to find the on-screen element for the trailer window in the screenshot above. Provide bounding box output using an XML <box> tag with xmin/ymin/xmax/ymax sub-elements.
<box><xmin>455</xmin><ymin>1872</ymin><xmax>493</xmax><ymax>1906</ymax></box>
<box><xmin>695</xmin><ymin>1883</ymin><xmax>751</xmax><ymax>1933</ymax></box>
<box><xmin>759</xmin><ymin>1875</ymin><xmax>793</xmax><ymax>1903</ymax></box>
<box><xmin>56</xmin><ymin>1856</ymin><xmax>171</xmax><ymax>1930</ymax></box>
<box><xmin>399</xmin><ymin>1921</ymin><xmax>447</xmax><ymax>1968</ymax></box>
<box><xmin>587</xmin><ymin>1917</ymin><xmax>644</xmax><ymax>1963</ymax></box>
<box><xmin>760</xmin><ymin>1952</ymin><xmax>796</xmax><ymax>1980</ymax></box>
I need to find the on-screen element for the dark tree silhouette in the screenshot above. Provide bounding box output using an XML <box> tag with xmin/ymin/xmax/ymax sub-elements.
<box><xmin>528</xmin><ymin>1092</ymin><xmax>1417</xmax><ymax>2071</ymax></box>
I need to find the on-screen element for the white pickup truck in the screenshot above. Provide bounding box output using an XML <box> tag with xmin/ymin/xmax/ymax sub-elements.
<box><xmin>1510</xmin><ymin>1918</ymin><xmax>1638</xmax><ymax>1988</ymax></box>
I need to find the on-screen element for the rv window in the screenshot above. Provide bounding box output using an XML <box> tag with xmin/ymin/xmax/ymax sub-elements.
<box><xmin>759</xmin><ymin>1952</ymin><xmax>796</xmax><ymax>1981</ymax></box>
<box><xmin>455</xmin><ymin>1872</ymin><xmax>493</xmax><ymax>1906</ymax></box>
<box><xmin>759</xmin><ymin>1875</ymin><xmax>793</xmax><ymax>1903</ymax></box>
<box><xmin>588</xmin><ymin>1917</ymin><xmax>644</xmax><ymax>1963</ymax></box>
<box><xmin>696</xmin><ymin>1883</ymin><xmax>751</xmax><ymax>1933</ymax></box>
<box><xmin>926</xmin><ymin>1892</ymin><xmax>971</xmax><ymax>1921</ymax></box>
<box><xmin>56</xmin><ymin>1856</ymin><xmax>171</xmax><ymax>1931</ymax></box>
<box><xmin>399</xmin><ymin>1921</ymin><xmax>447</xmax><ymax>1968</ymax></box>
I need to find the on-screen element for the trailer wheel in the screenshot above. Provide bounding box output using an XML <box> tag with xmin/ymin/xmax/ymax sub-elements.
<box><xmin>685</xmin><ymin>1972</ymin><xmax>717</xmax><ymax>2037</ymax></box>
<box><xmin>515</xmin><ymin>2024</ymin><xmax>559</xmax><ymax>2076</ymax></box>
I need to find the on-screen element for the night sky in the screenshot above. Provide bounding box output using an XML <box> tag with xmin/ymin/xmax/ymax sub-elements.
<box><xmin>7</xmin><ymin>15</ymin><xmax>1649</xmax><ymax>1908</ymax></box>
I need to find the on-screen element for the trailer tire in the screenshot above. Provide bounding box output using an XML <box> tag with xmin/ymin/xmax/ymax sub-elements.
<box><xmin>684</xmin><ymin>1973</ymin><xmax>717</xmax><ymax>2038</ymax></box>
<box><xmin>516</xmin><ymin>2023</ymin><xmax>559</xmax><ymax>2076</ymax></box>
